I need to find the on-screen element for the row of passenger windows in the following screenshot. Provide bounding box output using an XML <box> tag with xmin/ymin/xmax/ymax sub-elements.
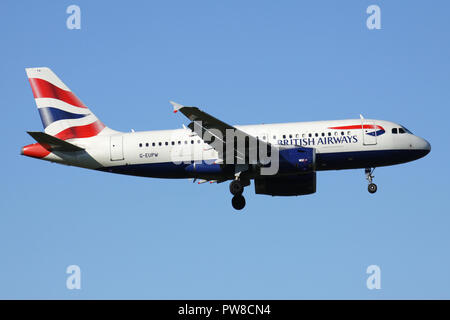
<box><xmin>139</xmin><ymin>131</ymin><xmax>354</xmax><ymax>147</ymax></box>
<box><xmin>139</xmin><ymin>139</ymin><xmax>203</xmax><ymax>148</ymax></box>
<box><xmin>274</xmin><ymin>131</ymin><xmax>352</xmax><ymax>140</ymax></box>
<box><xmin>138</xmin><ymin>127</ymin><xmax>412</xmax><ymax>147</ymax></box>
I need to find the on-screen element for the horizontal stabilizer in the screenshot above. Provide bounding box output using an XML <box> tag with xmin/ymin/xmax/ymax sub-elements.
<box><xmin>27</xmin><ymin>131</ymin><xmax>84</xmax><ymax>152</ymax></box>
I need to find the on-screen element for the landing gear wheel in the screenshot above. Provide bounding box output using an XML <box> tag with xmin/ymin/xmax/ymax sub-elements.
<box><xmin>365</xmin><ymin>168</ymin><xmax>377</xmax><ymax>194</ymax></box>
<box><xmin>229</xmin><ymin>180</ymin><xmax>244</xmax><ymax>195</ymax></box>
<box><xmin>232</xmin><ymin>195</ymin><xmax>246</xmax><ymax>210</ymax></box>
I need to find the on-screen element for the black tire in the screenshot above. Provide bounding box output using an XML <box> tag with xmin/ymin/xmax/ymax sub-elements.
<box><xmin>368</xmin><ymin>183</ymin><xmax>377</xmax><ymax>194</ymax></box>
<box><xmin>229</xmin><ymin>180</ymin><xmax>244</xmax><ymax>195</ymax></box>
<box><xmin>232</xmin><ymin>195</ymin><xmax>246</xmax><ymax>210</ymax></box>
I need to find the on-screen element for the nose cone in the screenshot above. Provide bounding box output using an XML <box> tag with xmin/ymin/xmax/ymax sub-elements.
<box><xmin>414</xmin><ymin>137</ymin><xmax>431</xmax><ymax>159</ymax></box>
<box><xmin>419</xmin><ymin>138</ymin><xmax>431</xmax><ymax>152</ymax></box>
<box><xmin>424</xmin><ymin>139</ymin><xmax>431</xmax><ymax>152</ymax></box>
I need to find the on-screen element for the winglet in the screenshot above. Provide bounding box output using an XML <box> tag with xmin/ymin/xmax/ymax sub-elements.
<box><xmin>170</xmin><ymin>101</ymin><xmax>184</xmax><ymax>113</ymax></box>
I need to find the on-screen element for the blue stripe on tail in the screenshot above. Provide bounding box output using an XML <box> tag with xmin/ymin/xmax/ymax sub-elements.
<box><xmin>38</xmin><ymin>107</ymin><xmax>89</xmax><ymax>128</ymax></box>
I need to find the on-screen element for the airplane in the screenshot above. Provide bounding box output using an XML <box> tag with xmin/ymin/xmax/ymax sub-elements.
<box><xmin>21</xmin><ymin>67</ymin><xmax>431</xmax><ymax>210</ymax></box>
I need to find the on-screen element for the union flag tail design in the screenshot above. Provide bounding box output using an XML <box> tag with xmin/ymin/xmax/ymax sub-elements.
<box><xmin>25</xmin><ymin>67</ymin><xmax>107</xmax><ymax>140</ymax></box>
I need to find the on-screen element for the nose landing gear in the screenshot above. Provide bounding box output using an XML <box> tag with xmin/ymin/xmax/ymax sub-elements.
<box><xmin>365</xmin><ymin>168</ymin><xmax>377</xmax><ymax>194</ymax></box>
<box><xmin>229</xmin><ymin>179</ymin><xmax>248</xmax><ymax>210</ymax></box>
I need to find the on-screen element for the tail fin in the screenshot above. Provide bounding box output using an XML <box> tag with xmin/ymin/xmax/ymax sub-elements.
<box><xmin>25</xmin><ymin>67</ymin><xmax>110</xmax><ymax>140</ymax></box>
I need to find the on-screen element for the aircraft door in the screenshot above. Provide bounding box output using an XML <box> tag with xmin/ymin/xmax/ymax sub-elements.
<box><xmin>110</xmin><ymin>135</ymin><xmax>124</xmax><ymax>161</ymax></box>
<box><xmin>362</xmin><ymin>120</ymin><xmax>377</xmax><ymax>145</ymax></box>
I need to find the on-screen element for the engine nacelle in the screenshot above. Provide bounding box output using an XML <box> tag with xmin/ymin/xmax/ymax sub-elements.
<box><xmin>254</xmin><ymin>172</ymin><xmax>316</xmax><ymax>196</ymax></box>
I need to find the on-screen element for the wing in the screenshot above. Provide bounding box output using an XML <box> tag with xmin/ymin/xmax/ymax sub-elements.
<box><xmin>170</xmin><ymin>101</ymin><xmax>274</xmax><ymax>165</ymax></box>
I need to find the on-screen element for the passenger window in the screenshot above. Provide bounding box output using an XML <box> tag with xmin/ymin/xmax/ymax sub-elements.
<box><xmin>185</xmin><ymin>141</ymin><xmax>188</xmax><ymax>144</ymax></box>
<box><xmin>139</xmin><ymin>143</ymin><xmax>142</xmax><ymax>147</ymax></box>
<box><xmin>191</xmin><ymin>140</ymin><xmax>194</xmax><ymax>144</ymax></box>
<box><xmin>321</xmin><ymin>132</ymin><xmax>325</xmax><ymax>137</ymax></box>
<box><xmin>283</xmin><ymin>135</ymin><xmax>286</xmax><ymax>139</ymax></box>
<box><xmin>392</xmin><ymin>128</ymin><xmax>398</xmax><ymax>134</ymax></box>
<box><xmin>341</xmin><ymin>131</ymin><xmax>345</xmax><ymax>136</ymax></box>
<box><xmin>145</xmin><ymin>143</ymin><xmax>149</xmax><ymax>147</ymax></box>
<box><xmin>152</xmin><ymin>142</ymin><xmax>155</xmax><ymax>147</ymax></box>
<box><xmin>347</xmin><ymin>131</ymin><xmax>351</xmax><ymax>135</ymax></box>
<box><xmin>308</xmin><ymin>133</ymin><xmax>312</xmax><ymax>138</ymax></box>
<box><xmin>328</xmin><ymin>132</ymin><xmax>331</xmax><ymax>136</ymax></box>
<box><xmin>165</xmin><ymin>142</ymin><xmax>168</xmax><ymax>146</ymax></box>
<box><xmin>399</xmin><ymin>128</ymin><xmax>406</xmax><ymax>134</ymax></box>
<box><xmin>273</xmin><ymin>135</ymin><xmax>276</xmax><ymax>139</ymax></box>
<box><xmin>289</xmin><ymin>134</ymin><xmax>292</xmax><ymax>138</ymax></box>
<box><xmin>197</xmin><ymin>140</ymin><xmax>201</xmax><ymax>144</ymax></box>
<box><xmin>171</xmin><ymin>141</ymin><xmax>175</xmax><ymax>145</ymax></box>
<box><xmin>295</xmin><ymin>134</ymin><xmax>299</xmax><ymax>138</ymax></box>
<box><xmin>158</xmin><ymin>142</ymin><xmax>162</xmax><ymax>146</ymax></box>
<box><xmin>178</xmin><ymin>141</ymin><xmax>181</xmax><ymax>145</ymax></box>
<box><xmin>315</xmin><ymin>133</ymin><xmax>318</xmax><ymax>137</ymax></box>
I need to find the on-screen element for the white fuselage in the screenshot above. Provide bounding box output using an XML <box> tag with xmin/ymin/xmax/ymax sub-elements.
<box><xmin>42</xmin><ymin>118</ymin><xmax>430</xmax><ymax>179</ymax></box>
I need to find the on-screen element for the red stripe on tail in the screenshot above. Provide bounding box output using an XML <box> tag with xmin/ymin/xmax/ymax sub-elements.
<box><xmin>28</xmin><ymin>78</ymin><xmax>87</xmax><ymax>109</ymax></box>
<box><xmin>54</xmin><ymin>120</ymin><xmax>105</xmax><ymax>140</ymax></box>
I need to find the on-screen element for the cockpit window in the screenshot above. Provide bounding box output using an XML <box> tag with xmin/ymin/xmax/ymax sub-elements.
<box><xmin>399</xmin><ymin>128</ymin><xmax>406</xmax><ymax>134</ymax></box>
<box><xmin>400</xmin><ymin>125</ymin><xmax>413</xmax><ymax>134</ymax></box>
<box><xmin>392</xmin><ymin>128</ymin><xmax>398</xmax><ymax>134</ymax></box>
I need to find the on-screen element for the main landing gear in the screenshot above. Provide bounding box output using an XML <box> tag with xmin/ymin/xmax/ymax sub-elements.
<box><xmin>365</xmin><ymin>168</ymin><xmax>377</xmax><ymax>194</ymax></box>
<box><xmin>230</xmin><ymin>179</ymin><xmax>247</xmax><ymax>210</ymax></box>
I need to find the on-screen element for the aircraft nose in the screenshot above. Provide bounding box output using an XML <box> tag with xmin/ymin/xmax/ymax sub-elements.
<box><xmin>415</xmin><ymin>137</ymin><xmax>431</xmax><ymax>158</ymax></box>
<box><xmin>419</xmin><ymin>137</ymin><xmax>431</xmax><ymax>151</ymax></box>
<box><xmin>424</xmin><ymin>139</ymin><xmax>431</xmax><ymax>152</ymax></box>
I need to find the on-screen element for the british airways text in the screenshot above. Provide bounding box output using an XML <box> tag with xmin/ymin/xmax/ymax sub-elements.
<box><xmin>277</xmin><ymin>135</ymin><xmax>358</xmax><ymax>146</ymax></box>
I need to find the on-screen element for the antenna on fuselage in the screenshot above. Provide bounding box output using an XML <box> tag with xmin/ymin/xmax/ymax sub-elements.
<box><xmin>360</xmin><ymin>114</ymin><xmax>365</xmax><ymax>120</ymax></box>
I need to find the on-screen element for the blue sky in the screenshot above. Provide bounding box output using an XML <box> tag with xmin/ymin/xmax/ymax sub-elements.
<box><xmin>1</xmin><ymin>0</ymin><xmax>449</xmax><ymax>299</ymax></box>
